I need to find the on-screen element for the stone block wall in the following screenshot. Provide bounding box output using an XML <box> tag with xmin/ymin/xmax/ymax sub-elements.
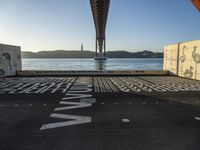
<box><xmin>0</xmin><ymin>44</ymin><xmax>22</xmax><ymax>77</ymax></box>
<box><xmin>164</xmin><ymin>40</ymin><xmax>200</xmax><ymax>80</ymax></box>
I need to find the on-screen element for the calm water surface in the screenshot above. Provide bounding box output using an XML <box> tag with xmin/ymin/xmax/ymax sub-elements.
<box><xmin>22</xmin><ymin>58</ymin><xmax>163</xmax><ymax>70</ymax></box>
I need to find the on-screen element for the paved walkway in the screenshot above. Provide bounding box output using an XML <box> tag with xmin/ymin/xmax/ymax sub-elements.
<box><xmin>0</xmin><ymin>76</ymin><xmax>200</xmax><ymax>150</ymax></box>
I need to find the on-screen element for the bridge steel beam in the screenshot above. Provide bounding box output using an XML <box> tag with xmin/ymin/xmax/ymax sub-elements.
<box><xmin>90</xmin><ymin>0</ymin><xmax>111</xmax><ymax>60</ymax></box>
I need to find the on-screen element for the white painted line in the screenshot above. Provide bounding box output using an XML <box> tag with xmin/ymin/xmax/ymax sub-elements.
<box><xmin>121</xmin><ymin>118</ymin><xmax>130</xmax><ymax>123</ymax></box>
<box><xmin>40</xmin><ymin>113</ymin><xmax>92</xmax><ymax>130</ymax></box>
<box><xmin>3</xmin><ymin>88</ymin><xmax>12</xmax><ymax>91</ymax></box>
<box><xmin>63</xmin><ymin>93</ymin><xmax>92</xmax><ymax>100</ymax></box>
<box><xmin>55</xmin><ymin>102</ymin><xmax>91</xmax><ymax>111</ymax></box>
<box><xmin>195</xmin><ymin>117</ymin><xmax>200</xmax><ymax>121</ymax></box>
<box><xmin>40</xmin><ymin>78</ymin><xmax>94</xmax><ymax>130</ymax></box>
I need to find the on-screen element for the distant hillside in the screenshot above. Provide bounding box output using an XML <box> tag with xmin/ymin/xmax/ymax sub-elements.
<box><xmin>22</xmin><ymin>50</ymin><xmax>163</xmax><ymax>58</ymax></box>
<box><xmin>106</xmin><ymin>50</ymin><xmax>163</xmax><ymax>58</ymax></box>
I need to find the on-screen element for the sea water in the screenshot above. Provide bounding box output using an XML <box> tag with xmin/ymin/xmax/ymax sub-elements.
<box><xmin>22</xmin><ymin>58</ymin><xmax>163</xmax><ymax>70</ymax></box>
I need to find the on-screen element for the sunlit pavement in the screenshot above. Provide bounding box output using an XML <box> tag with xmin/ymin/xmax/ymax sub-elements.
<box><xmin>0</xmin><ymin>76</ymin><xmax>200</xmax><ymax>150</ymax></box>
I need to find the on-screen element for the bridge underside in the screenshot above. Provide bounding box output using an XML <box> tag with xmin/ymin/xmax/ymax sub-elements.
<box><xmin>90</xmin><ymin>0</ymin><xmax>110</xmax><ymax>60</ymax></box>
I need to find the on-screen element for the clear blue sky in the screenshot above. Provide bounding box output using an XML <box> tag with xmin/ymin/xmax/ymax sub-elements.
<box><xmin>0</xmin><ymin>0</ymin><xmax>200</xmax><ymax>52</ymax></box>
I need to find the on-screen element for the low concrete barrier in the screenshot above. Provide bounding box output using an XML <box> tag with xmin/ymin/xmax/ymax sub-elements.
<box><xmin>164</xmin><ymin>39</ymin><xmax>200</xmax><ymax>80</ymax></box>
<box><xmin>0</xmin><ymin>44</ymin><xmax>22</xmax><ymax>77</ymax></box>
<box><xmin>17</xmin><ymin>70</ymin><xmax>169</xmax><ymax>77</ymax></box>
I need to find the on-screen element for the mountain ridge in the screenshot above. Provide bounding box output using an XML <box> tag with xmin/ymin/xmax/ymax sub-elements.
<box><xmin>22</xmin><ymin>50</ymin><xmax>163</xmax><ymax>58</ymax></box>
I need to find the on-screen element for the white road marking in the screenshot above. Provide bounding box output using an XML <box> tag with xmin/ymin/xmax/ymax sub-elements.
<box><xmin>3</xmin><ymin>77</ymin><xmax>200</xmax><ymax>94</ymax></box>
<box><xmin>3</xmin><ymin>88</ymin><xmax>12</xmax><ymax>91</ymax></box>
<box><xmin>121</xmin><ymin>118</ymin><xmax>130</xmax><ymax>123</ymax></box>
<box><xmin>54</xmin><ymin>101</ymin><xmax>91</xmax><ymax>111</ymax></box>
<box><xmin>40</xmin><ymin>77</ymin><xmax>94</xmax><ymax>130</ymax></box>
<box><xmin>115</xmin><ymin>102</ymin><xmax>119</xmax><ymax>105</ymax></box>
<box><xmin>109</xmin><ymin>77</ymin><xmax>200</xmax><ymax>93</ymax></box>
<box><xmin>67</xmin><ymin>88</ymin><xmax>92</xmax><ymax>93</ymax></box>
<box><xmin>43</xmin><ymin>104</ymin><xmax>47</xmax><ymax>106</ymax></box>
<box><xmin>101</xmin><ymin>102</ymin><xmax>105</xmax><ymax>105</ymax></box>
<box><xmin>62</xmin><ymin>93</ymin><xmax>92</xmax><ymax>100</ymax></box>
<box><xmin>195</xmin><ymin>117</ymin><xmax>200</xmax><ymax>121</ymax></box>
<box><xmin>1</xmin><ymin>78</ymin><xmax>75</xmax><ymax>94</ymax></box>
<box><xmin>40</xmin><ymin>113</ymin><xmax>92</xmax><ymax>130</ymax></box>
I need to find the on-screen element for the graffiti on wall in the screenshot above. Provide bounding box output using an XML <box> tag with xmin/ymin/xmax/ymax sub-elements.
<box><xmin>179</xmin><ymin>46</ymin><xmax>186</xmax><ymax>76</ymax></box>
<box><xmin>0</xmin><ymin>49</ymin><xmax>5</xmax><ymax>76</ymax></box>
<box><xmin>164</xmin><ymin>40</ymin><xmax>200</xmax><ymax>81</ymax></box>
<box><xmin>0</xmin><ymin>44</ymin><xmax>21</xmax><ymax>77</ymax></box>
<box><xmin>163</xmin><ymin>44</ymin><xmax>178</xmax><ymax>75</ymax></box>
<box><xmin>192</xmin><ymin>46</ymin><xmax>200</xmax><ymax>79</ymax></box>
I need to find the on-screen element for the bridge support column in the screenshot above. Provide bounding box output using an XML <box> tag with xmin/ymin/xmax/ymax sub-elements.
<box><xmin>95</xmin><ymin>37</ymin><xmax>107</xmax><ymax>60</ymax></box>
<box><xmin>90</xmin><ymin>0</ymin><xmax>110</xmax><ymax>60</ymax></box>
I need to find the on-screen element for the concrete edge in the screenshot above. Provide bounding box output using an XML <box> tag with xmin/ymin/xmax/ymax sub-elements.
<box><xmin>17</xmin><ymin>70</ymin><xmax>169</xmax><ymax>77</ymax></box>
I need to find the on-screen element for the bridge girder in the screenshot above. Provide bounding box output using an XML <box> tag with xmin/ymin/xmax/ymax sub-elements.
<box><xmin>90</xmin><ymin>0</ymin><xmax>111</xmax><ymax>59</ymax></box>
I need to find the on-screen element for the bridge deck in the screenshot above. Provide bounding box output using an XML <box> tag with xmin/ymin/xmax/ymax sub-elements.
<box><xmin>0</xmin><ymin>76</ymin><xmax>200</xmax><ymax>150</ymax></box>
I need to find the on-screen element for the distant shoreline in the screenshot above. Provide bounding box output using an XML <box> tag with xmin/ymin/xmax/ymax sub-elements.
<box><xmin>22</xmin><ymin>58</ymin><xmax>164</xmax><ymax>59</ymax></box>
<box><xmin>22</xmin><ymin>50</ymin><xmax>163</xmax><ymax>59</ymax></box>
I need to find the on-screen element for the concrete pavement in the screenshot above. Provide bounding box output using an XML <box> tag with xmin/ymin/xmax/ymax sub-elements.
<box><xmin>0</xmin><ymin>76</ymin><xmax>200</xmax><ymax>150</ymax></box>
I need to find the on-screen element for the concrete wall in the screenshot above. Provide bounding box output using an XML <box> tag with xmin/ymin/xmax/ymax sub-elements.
<box><xmin>164</xmin><ymin>40</ymin><xmax>200</xmax><ymax>80</ymax></box>
<box><xmin>163</xmin><ymin>44</ymin><xmax>179</xmax><ymax>75</ymax></box>
<box><xmin>0</xmin><ymin>44</ymin><xmax>22</xmax><ymax>77</ymax></box>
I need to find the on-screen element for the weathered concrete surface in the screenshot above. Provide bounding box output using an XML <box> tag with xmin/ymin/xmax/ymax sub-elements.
<box><xmin>164</xmin><ymin>39</ymin><xmax>200</xmax><ymax>80</ymax></box>
<box><xmin>0</xmin><ymin>76</ymin><xmax>200</xmax><ymax>150</ymax></box>
<box><xmin>163</xmin><ymin>44</ymin><xmax>178</xmax><ymax>75</ymax></box>
<box><xmin>17</xmin><ymin>70</ymin><xmax>169</xmax><ymax>76</ymax></box>
<box><xmin>0</xmin><ymin>44</ymin><xmax>21</xmax><ymax>77</ymax></box>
